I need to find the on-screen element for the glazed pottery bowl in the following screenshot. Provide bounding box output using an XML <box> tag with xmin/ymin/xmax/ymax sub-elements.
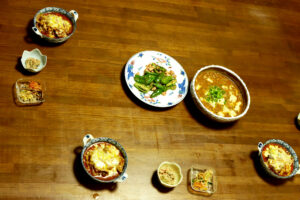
<box><xmin>21</xmin><ymin>48</ymin><xmax>47</xmax><ymax>73</ymax></box>
<box><xmin>81</xmin><ymin>134</ymin><xmax>128</xmax><ymax>183</ymax></box>
<box><xmin>32</xmin><ymin>7</ymin><xmax>78</xmax><ymax>43</ymax></box>
<box><xmin>190</xmin><ymin>65</ymin><xmax>250</xmax><ymax>123</ymax></box>
<box><xmin>258</xmin><ymin>139</ymin><xmax>300</xmax><ymax>179</ymax></box>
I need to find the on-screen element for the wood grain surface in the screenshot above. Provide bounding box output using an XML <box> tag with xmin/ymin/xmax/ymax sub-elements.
<box><xmin>0</xmin><ymin>0</ymin><xmax>300</xmax><ymax>199</ymax></box>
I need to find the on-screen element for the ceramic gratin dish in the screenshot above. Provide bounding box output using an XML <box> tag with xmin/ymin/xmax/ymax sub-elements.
<box><xmin>258</xmin><ymin>139</ymin><xmax>300</xmax><ymax>179</ymax></box>
<box><xmin>190</xmin><ymin>65</ymin><xmax>250</xmax><ymax>123</ymax></box>
<box><xmin>81</xmin><ymin>134</ymin><xmax>128</xmax><ymax>183</ymax></box>
<box><xmin>21</xmin><ymin>48</ymin><xmax>47</xmax><ymax>73</ymax></box>
<box><xmin>32</xmin><ymin>7</ymin><xmax>78</xmax><ymax>43</ymax></box>
<box><xmin>124</xmin><ymin>50</ymin><xmax>188</xmax><ymax>108</ymax></box>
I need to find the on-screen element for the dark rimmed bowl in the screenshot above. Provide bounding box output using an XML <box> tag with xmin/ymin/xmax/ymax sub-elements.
<box><xmin>258</xmin><ymin>139</ymin><xmax>300</xmax><ymax>179</ymax></box>
<box><xmin>32</xmin><ymin>7</ymin><xmax>78</xmax><ymax>43</ymax></box>
<box><xmin>81</xmin><ymin>134</ymin><xmax>128</xmax><ymax>183</ymax></box>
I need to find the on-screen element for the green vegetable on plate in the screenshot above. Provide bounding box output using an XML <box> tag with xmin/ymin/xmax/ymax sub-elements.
<box><xmin>133</xmin><ymin>63</ymin><xmax>177</xmax><ymax>98</ymax></box>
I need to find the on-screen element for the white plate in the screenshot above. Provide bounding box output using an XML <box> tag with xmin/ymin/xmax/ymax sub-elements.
<box><xmin>124</xmin><ymin>51</ymin><xmax>188</xmax><ymax>108</ymax></box>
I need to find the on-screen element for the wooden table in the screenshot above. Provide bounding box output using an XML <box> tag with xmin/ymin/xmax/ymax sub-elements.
<box><xmin>0</xmin><ymin>0</ymin><xmax>299</xmax><ymax>199</ymax></box>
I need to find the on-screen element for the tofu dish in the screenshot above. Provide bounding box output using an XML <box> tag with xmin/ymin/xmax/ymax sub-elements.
<box><xmin>194</xmin><ymin>69</ymin><xmax>245</xmax><ymax>117</ymax></box>
<box><xmin>83</xmin><ymin>142</ymin><xmax>125</xmax><ymax>181</ymax></box>
<box><xmin>36</xmin><ymin>12</ymin><xmax>73</xmax><ymax>38</ymax></box>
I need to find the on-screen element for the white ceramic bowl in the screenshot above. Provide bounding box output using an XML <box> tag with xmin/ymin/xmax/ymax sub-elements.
<box><xmin>190</xmin><ymin>65</ymin><xmax>250</xmax><ymax>123</ymax></box>
<box><xmin>157</xmin><ymin>161</ymin><xmax>183</xmax><ymax>188</ymax></box>
<box><xmin>21</xmin><ymin>48</ymin><xmax>47</xmax><ymax>73</ymax></box>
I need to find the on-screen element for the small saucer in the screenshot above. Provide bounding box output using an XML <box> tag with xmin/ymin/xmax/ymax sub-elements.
<box><xmin>21</xmin><ymin>48</ymin><xmax>47</xmax><ymax>73</ymax></box>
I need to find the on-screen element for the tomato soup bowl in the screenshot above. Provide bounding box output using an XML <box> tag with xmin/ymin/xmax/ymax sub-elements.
<box><xmin>81</xmin><ymin>134</ymin><xmax>128</xmax><ymax>183</ymax></box>
<box><xmin>32</xmin><ymin>7</ymin><xmax>78</xmax><ymax>43</ymax></box>
<box><xmin>258</xmin><ymin>139</ymin><xmax>300</xmax><ymax>179</ymax></box>
<box><xmin>190</xmin><ymin>65</ymin><xmax>251</xmax><ymax>123</ymax></box>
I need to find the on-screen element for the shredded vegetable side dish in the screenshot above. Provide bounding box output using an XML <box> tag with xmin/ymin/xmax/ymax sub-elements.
<box><xmin>192</xmin><ymin>169</ymin><xmax>214</xmax><ymax>192</ymax></box>
<box><xmin>16</xmin><ymin>80</ymin><xmax>44</xmax><ymax>104</ymax></box>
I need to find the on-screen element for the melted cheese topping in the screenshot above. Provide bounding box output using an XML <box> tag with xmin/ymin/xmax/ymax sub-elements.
<box><xmin>84</xmin><ymin>142</ymin><xmax>125</xmax><ymax>179</ymax></box>
<box><xmin>36</xmin><ymin>13</ymin><xmax>72</xmax><ymax>38</ymax></box>
<box><xmin>263</xmin><ymin>144</ymin><xmax>294</xmax><ymax>176</ymax></box>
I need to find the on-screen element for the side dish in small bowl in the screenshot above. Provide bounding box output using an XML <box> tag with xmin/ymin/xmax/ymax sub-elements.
<box><xmin>14</xmin><ymin>78</ymin><xmax>45</xmax><ymax>106</ymax></box>
<box><xmin>21</xmin><ymin>48</ymin><xmax>47</xmax><ymax>73</ymax></box>
<box><xmin>157</xmin><ymin>161</ymin><xmax>183</xmax><ymax>188</ymax></box>
<box><xmin>190</xmin><ymin>65</ymin><xmax>250</xmax><ymax>122</ymax></box>
<box><xmin>258</xmin><ymin>139</ymin><xmax>300</xmax><ymax>179</ymax></box>
<box><xmin>81</xmin><ymin>134</ymin><xmax>128</xmax><ymax>183</ymax></box>
<box><xmin>189</xmin><ymin>165</ymin><xmax>217</xmax><ymax>196</ymax></box>
<box><xmin>32</xmin><ymin>7</ymin><xmax>78</xmax><ymax>43</ymax></box>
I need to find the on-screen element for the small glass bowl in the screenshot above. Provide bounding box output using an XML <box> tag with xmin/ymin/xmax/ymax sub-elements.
<box><xmin>188</xmin><ymin>165</ymin><xmax>217</xmax><ymax>196</ymax></box>
<box><xmin>14</xmin><ymin>78</ymin><xmax>46</xmax><ymax>106</ymax></box>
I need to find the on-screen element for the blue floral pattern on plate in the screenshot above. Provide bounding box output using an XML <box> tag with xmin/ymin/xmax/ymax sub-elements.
<box><xmin>124</xmin><ymin>51</ymin><xmax>189</xmax><ymax>107</ymax></box>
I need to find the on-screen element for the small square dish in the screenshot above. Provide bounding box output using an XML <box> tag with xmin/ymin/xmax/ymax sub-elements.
<box><xmin>189</xmin><ymin>165</ymin><xmax>217</xmax><ymax>196</ymax></box>
<box><xmin>14</xmin><ymin>78</ymin><xmax>45</xmax><ymax>106</ymax></box>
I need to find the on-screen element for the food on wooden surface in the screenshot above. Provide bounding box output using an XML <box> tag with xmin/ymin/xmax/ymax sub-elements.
<box><xmin>25</xmin><ymin>57</ymin><xmax>41</xmax><ymax>70</ymax></box>
<box><xmin>134</xmin><ymin>63</ymin><xmax>177</xmax><ymax>98</ymax></box>
<box><xmin>192</xmin><ymin>169</ymin><xmax>214</xmax><ymax>192</ymax></box>
<box><xmin>83</xmin><ymin>142</ymin><xmax>125</xmax><ymax>181</ymax></box>
<box><xmin>36</xmin><ymin>12</ymin><xmax>73</xmax><ymax>38</ymax></box>
<box><xmin>194</xmin><ymin>69</ymin><xmax>244</xmax><ymax>117</ymax></box>
<box><xmin>262</xmin><ymin>143</ymin><xmax>294</xmax><ymax>176</ymax></box>
<box><xmin>158</xmin><ymin>163</ymin><xmax>181</xmax><ymax>186</ymax></box>
<box><xmin>15</xmin><ymin>80</ymin><xmax>44</xmax><ymax>105</ymax></box>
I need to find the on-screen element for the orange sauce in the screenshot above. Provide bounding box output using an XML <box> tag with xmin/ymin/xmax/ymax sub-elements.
<box><xmin>195</xmin><ymin>70</ymin><xmax>245</xmax><ymax>117</ymax></box>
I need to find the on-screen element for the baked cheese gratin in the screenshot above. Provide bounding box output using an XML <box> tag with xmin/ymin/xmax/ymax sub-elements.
<box><xmin>83</xmin><ymin>142</ymin><xmax>125</xmax><ymax>181</ymax></box>
<box><xmin>262</xmin><ymin>143</ymin><xmax>294</xmax><ymax>176</ymax></box>
<box><xmin>36</xmin><ymin>12</ymin><xmax>73</xmax><ymax>38</ymax></box>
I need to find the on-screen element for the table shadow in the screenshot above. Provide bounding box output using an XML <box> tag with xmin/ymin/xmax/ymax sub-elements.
<box><xmin>24</xmin><ymin>19</ymin><xmax>65</xmax><ymax>47</ymax></box>
<box><xmin>249</xmin><ymin>151</ymin><xmax>293</xmax><ymax>185</ymax></box>
<box><xmin>151</xmin><ymin>170</ymin><xmax>174</xmax><ymax>193</ymax></box>
<box><xmin>294</xmin><ymin>115</ymin><xmax>300</xmax><ymax>131</ymax></box>
<box><xmin>120</xmin><ymin>64</ymin><xmax>174</xmax><ymax>112</ymax></box>
<box><xmin>183</xmin><ymin>90</ymin><xmax>236</xmax><ymax>130</ymax></box>
<box><xmin>73</xmin><ymin>146</ymin><xmax>118</xmax><ymax>191</ymax></box>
